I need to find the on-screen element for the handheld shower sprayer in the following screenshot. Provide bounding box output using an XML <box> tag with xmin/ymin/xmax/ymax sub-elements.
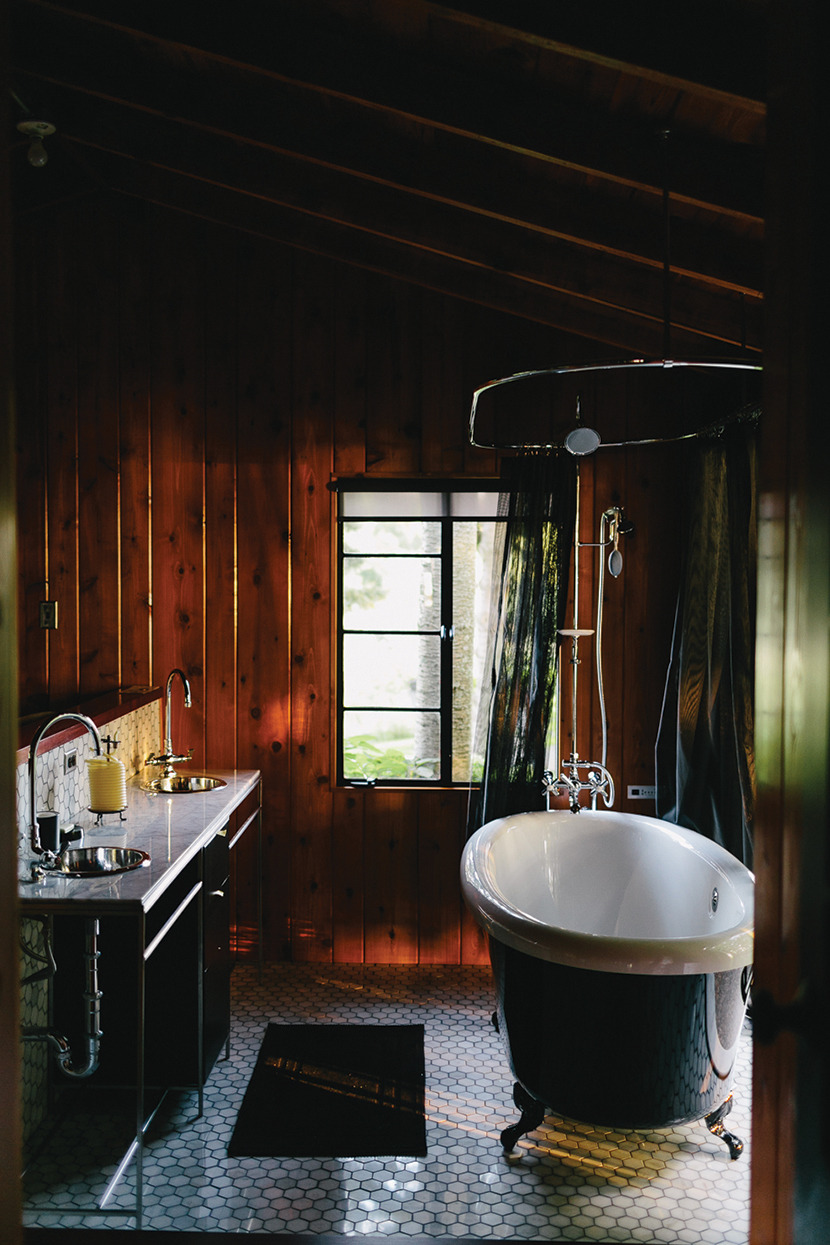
<box><xmin>603</xmin><ymin>508</ymin><xmax>635</xmax><ymax>577</ymax></box>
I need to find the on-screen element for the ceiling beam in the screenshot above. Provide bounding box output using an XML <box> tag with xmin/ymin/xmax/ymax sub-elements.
<box><xmin>13</xmin><ymin>0</ymin><xmax>765</xmax><ymax>219</ymax></box>
<box><xmin>68</xmin><ymin>147</ymin><xmax>761</xmax><ymax>356</ymax></box>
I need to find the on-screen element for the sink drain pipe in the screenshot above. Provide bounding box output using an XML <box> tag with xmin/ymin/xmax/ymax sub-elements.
<box><xmin>21</xmin><ymin>917</ymin><xmax>102</xmax><ymax>1079</ymax></box>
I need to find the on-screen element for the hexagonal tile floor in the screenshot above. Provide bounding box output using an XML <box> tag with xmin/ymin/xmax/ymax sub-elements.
<box><xmin>23</xmin><ymin>964</ymin><xmax>752</xmax><ymax>1240</ymax></box>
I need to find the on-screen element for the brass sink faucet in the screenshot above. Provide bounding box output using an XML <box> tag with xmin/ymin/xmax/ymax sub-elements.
<box><xmin>146</xmin><ymin>669</ymin><xmax>193</xmax><ymax>777</ymax></box>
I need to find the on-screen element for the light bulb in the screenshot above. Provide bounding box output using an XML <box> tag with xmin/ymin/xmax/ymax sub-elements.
<box><xmin>17</xmin><ymin>120</ymin><xmax>56</xmax><ymax>169</ymax></box>
<box><xmin>27</xmin><ymin>139</ymin><xmax>48</xmax><ymax>168</ymax></box>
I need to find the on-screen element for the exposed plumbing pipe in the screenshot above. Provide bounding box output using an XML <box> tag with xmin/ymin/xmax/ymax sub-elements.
<box><xmin>596</xmin><ymin>508</ymin><xmax>620</xmax><ymax>771</ymax></box>
<box><xmin>21</xmin><ymin>917</ymin><xmax>102</xmax><ymax>1080</ymax></box>
<box><xmin>596</xmin><ymin>507</ymin><xmax>634</xmax><ymax>772</ymax></box>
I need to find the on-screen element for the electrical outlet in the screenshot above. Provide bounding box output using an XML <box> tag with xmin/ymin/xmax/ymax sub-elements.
<box><xmin>627</xmin><ymin>784</ymin><xmax>657</xmax><ymax>800</ymax></box>
<box><xmin>39</xmin><ymin>600</ymin><xmax>59</xmax><ymax>629</ymax></box>
<box><xmin>64</xmin><ymin>749</ymin><xmax>77</xmax><ymax>775</ymax></box>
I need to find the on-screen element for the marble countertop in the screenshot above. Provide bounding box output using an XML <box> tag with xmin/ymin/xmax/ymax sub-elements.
<box><xmin>19</xmin><ymin>769</ymin><xmax>260</xmax><ymax>915</ymax></box>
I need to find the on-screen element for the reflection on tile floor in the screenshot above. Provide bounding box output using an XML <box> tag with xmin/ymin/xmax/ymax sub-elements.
<box><xmin>23</xmin><ymin>964</ymin><xmax>752</xmax><ymax>1241</ymax></box>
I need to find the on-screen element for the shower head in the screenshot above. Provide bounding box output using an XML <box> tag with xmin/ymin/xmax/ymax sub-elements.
<box><xmin>608</xmin><ymin>549</ymin><xmax>623</xmax><ymax>578</ymax></box>
<box><xmin>564</xmin><ymin>426</ymin><xmax>601</xmax><ymax>456</ymax></box>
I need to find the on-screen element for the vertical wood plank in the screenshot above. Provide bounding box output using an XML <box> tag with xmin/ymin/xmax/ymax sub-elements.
<box><xmin>76</xmin><ymin>199</ymin><xmax>120</xmax><ymax>697</ymax></box>
<box><xmin>420</xmin><ymin>291</ymin><xmax>466</xmax><ymax>475</ymax></box>
<box><xmin>149</xmin><ymin>210</ymin><xmax>206</xmax><ymax>763</ymax></box>
<box><xmin>331</xmin><ymin>787</ymin><xmax>365</xmax><ymax>963</ymax></box>
<box><xmin>290</xmin><ymin>252</ymin><xmax>335</xmax><ymax>961</ymax></box>
<box><xmin>365</xmin><ymin>278</ymin><xmax>422</xmax><ymax>474</ymax></box>
<box><xmin>236</xmin><ymin>235</ymin><xmax>293</xmax><ymax>962</ymax></box>
<box><xmin>117</xmin><ymin>200</ymin><xmax>152</xmax><ymax>690</ymax></box>
<box><xmin>45</xmin><ymin>210</ymin><xmax>79</xmax><ymax>704</ymax></box>
<box><xmin>230</xmin><ymin>814</ymin><xmax>261</xmax><ymax>962</ymax></box>
<box><xmin>333</xmin><ymin>264</ymin><xmax>368</xmax><ymax>477</ymax></box>
<box><xmin>14</xmin><ymin>200</ymin><xmax>48</xmax><ymax>714</ymax></box>
<box><xmin>204</xmin><ymin>223</ymin><xmax>238</xmax><ymax>771</ymax></box>
<box><xmin>461</xmin><ymin>881</ymin><xmax>490</xmax><ymax>966</ymax></box>
<box><xmin>461</xmin><ymin>303</ymin><xmax>502</xmax><ymax>479</ymax></box>
<box><xmin>364</xmin><ymin>790</ymin><xmax>419</xmax><ymax>963</ymax></box>
<box><xmin>417</xmin><ymin>788</ymin><xmax>464</xmax><ymax>964</ymax></box>
<box><xmin>619</xmin><ymin>442</ymin><xmax>681</xmax><ymax>810</ymax></box>
<box><xmin>591</xmin><ymin>448</ymin><xmax>626</xmax><ymax>802</ymax></box>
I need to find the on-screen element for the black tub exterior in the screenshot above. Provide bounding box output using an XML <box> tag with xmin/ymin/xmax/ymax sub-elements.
<box><xmin>490</xmin><ymin>936</ymin><xmax>751</xmax><ymax>1129</ymax></box>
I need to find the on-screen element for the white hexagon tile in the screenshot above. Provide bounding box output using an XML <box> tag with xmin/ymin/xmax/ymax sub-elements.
<box><xmin>23</xmin><ymin>964</ymin><xmax>752</xmax><ymax>1241</ymax></box>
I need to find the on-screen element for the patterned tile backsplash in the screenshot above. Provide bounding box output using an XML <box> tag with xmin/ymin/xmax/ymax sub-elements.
<box><xmin>17</xmin><ymin>699</ymin><xmax>161</xmax><ymax>1151</ymax></box>
<box><xmin>15</xmin><ymin>699</ymin><xmax>161</xmax><ymax>870</ymax></box>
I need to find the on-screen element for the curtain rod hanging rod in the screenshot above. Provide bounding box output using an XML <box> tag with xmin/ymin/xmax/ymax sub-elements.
<box><xmin>468</xmin><ymin>358</ymin><xmax>763</xmax><ymax>452</ymax></box>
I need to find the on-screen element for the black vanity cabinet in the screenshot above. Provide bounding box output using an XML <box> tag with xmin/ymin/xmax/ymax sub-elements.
<box><xmin>202</xmin><ymin>823</ymin><xmax>230</xmax><ymax>1078</ymax></box>
<box><xmin>50</xmin><ymin>786</ymin><xmax>260</xmax><ymax>1094</ymax></box>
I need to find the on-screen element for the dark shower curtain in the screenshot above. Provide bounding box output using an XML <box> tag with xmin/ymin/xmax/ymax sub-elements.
<box><xmin>467</xmin><ymin>452</ymin><xmax>576</xmax><ymax>836</ymax></box>
<box><xmin>655</xmin><ymin>415</ymin><xmax>758</xmax><ymax>867</ymax></box>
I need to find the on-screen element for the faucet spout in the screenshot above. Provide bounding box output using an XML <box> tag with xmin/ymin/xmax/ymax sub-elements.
<box><xmin>29</xmin><ymin>713</ymin><xmax>102</xmax><ymax>857</ymax></box>
<box><xmin>146</xmin><ymin>669</ymin><xmax>193</xmax><ymax>776</ymax></box>
<box><xmin>163</xmin><ymin>668</ymin><xmax>192</xmax><ymax>755</ymax></box>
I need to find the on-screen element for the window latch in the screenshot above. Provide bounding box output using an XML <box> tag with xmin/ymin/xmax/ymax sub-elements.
<box><xmin>440</xmin><ymin>625</ymin><xmax>454</xmax><ymax>641</ymax></box>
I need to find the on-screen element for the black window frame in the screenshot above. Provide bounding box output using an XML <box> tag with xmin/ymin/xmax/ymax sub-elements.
<box><xmin>334</xmin><ymin>478</ymin><xmax>502</xmax><ymax>787</ymax></box>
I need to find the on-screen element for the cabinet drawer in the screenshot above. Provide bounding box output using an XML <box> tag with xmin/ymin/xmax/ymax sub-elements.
<box><xmin>229</xmin><ymin>784</ymin><xmax>260</xmax><ymax>843</ymax></box>
<box><xmin>204</xmin><ymin>822</ymin><xmax>229</xmax><ymax>892</ymax></box>
<box><xmin>144</xmin><ymin>856</ymin><xmax>200</xmax><ymax>949</ymax></box>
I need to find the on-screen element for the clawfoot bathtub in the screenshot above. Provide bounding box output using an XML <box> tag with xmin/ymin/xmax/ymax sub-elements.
<box><xmin>461</xmin><ymin>809</ymin><xmax>754</xmax><ymax>1158</ymax></box>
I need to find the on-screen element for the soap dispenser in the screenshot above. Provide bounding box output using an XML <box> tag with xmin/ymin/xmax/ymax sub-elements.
<box><xmin>86</xmin><ymin>734</ymin><xmax>127</xmax><ymax>817</ymax></box>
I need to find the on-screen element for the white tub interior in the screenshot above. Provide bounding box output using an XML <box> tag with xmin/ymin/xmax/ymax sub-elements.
<box><xmin>462</xmin><ymin>809</ymin><xmax>755</xmax><ymax>975</ymax></box>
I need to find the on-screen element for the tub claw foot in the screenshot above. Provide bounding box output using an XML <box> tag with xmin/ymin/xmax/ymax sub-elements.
<box><xmin>500</xmin><ymin>1082</ymin><xmax>545</xmax><ymax>1151</ymax></box>
<box><xmin>705</xmin><ymin>1095</ymin><xmax>744</xmax><ymax>1160</ymax></box>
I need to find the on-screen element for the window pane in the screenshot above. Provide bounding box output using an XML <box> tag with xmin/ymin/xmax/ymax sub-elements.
<box><xmin>341</xmin><ymin>492</ymin><xmax>444</xmax><ymax>518</ymax></box>
<box><xmin>451</xmin><ymin>520</ymin><xmax>498</xmax><ymax>782</ymax></box>
<box><xmin>343</xmin><ymin>634</ymin><xmax>441</xmax><ymax>709</ymax></box>
<box><xmin>343</xmin><ymin>711</ymin><xmax>440</xmax><ymax>780</ymax></box>
<box><xmin>342</xmin><ymin>556</ymin><xmax>440</xmax><ymax>631</ymax></box>
<box><xmin>343</xmin><ymin>519</ymin><xmax>441</xmax><ymax>556</ymax></box>
<box><xmin>449</xmin><ymin>491</ymin><xmax>501</xmax><ymax>518</ymax></box>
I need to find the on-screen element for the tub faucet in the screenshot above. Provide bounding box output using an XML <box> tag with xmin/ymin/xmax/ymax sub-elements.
<box><xmin>542</xmin><ymin>758</ymin><xmax>615</xmax><ymax>813</ymax></box>
<box><xmin>29</xmin><ymin>713</ymin><xmax>102</xmax><ymax>861</ymax></box>
<box><xmin>147</xmin><ymin>668</ymin><xmax>193</xmax><ymax>776</ymax></box>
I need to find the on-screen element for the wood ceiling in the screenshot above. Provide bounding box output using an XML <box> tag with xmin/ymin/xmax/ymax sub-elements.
<box><xmin>9</xmin><ymin>0</ymin><xmax>766</xmax><ymax>357</ymax></box>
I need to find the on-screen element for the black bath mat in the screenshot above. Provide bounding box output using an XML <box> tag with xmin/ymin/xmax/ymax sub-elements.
<box><xmin>227</xmin><ymin>1023</ymin><xmax>427</xmax><ymax>1157</ymax></box>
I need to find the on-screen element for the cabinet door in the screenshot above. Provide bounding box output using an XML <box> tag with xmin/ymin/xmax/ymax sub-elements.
<box><xmin>52</xmin><ymin>858</ymin><xmax>202</xmax><ymax>1090</ymax></box>
<box><xmin>202</xmin><ymin>824</ymin><xmax>230</xmax><ymax>1077</ymax></box>
<box><xmin>229</xmin><ymin>783</ymin><xmax>261</xmax><ymax>961</ymax></box>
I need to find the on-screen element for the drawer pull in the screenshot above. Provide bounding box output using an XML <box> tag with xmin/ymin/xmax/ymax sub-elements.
<box><xmin>209</xmin><ymin>889</ymin><xmax>225</xmax><ymax>898</ymax></box>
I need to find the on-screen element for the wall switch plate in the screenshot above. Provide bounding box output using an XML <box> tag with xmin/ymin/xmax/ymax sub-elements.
<box><xmin>39</xmin><ymin>600</ymin><xmax>58</xmax><ymax>629</ymax></box>
<box><xmin>64</xmin><ymin>749</ymin><xmax>77</xmax><ymax>774</ymax></box>
<box><xmin>627</xmin><ymin>784</ymin><xmax>657</xmax><ymax>800</ymax></box>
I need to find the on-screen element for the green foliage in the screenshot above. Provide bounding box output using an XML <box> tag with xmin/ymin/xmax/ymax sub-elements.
<box><xmin>343</xmin><ymin>558</ymin><xmax>386</xmax><ymax>611</ymax></box>
<box><xmin>343</xmin><ymin>734</ymin><xmax>437</xmax><ymax>781</ymax></box>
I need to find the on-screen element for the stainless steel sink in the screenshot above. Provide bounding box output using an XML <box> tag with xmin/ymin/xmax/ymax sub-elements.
<box><xmin>58</xmin><ymin>847</ymin><xmax>151</xmax><ymax>877</ymax></box>
<box><xmin>145</xmin><ymin>774</ymin><xmax>227</xmax><ymax>794</ymax></box>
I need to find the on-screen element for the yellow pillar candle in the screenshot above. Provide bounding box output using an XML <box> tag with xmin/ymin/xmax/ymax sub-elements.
<box><xmin>87</xmin><ymin>755</ymin><xmax>127</xmax><ymax>813</ymax></box>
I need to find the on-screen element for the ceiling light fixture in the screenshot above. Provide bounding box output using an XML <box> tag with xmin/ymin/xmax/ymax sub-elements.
<box><xmin>17</xmin><ymin>119</ymin><xmax>56</xmax><ymax>168</ymax></box>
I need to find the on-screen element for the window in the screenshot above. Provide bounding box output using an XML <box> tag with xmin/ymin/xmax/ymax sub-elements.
<box><xmin>337</xmin><ymin>484</ymin><xmax>501</xmax><ymax>785</ymax></box>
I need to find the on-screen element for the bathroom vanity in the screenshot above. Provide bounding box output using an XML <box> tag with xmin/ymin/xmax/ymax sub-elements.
<box><xmin>19</xmin><ymin>768</ymin><xmax>261</xmax><ymax>1224</ymax></box>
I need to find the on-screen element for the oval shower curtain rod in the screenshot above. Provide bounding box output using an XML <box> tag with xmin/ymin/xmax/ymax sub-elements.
<box><xmin>468</xmin><ymin>356</ymin><xmax>763</xmax><ymax>452</ymax></box>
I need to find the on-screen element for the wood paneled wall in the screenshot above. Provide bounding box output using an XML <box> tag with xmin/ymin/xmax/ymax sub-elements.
<box><xmin>15</xmin><ymin>193</ymin><xmax>684</xmax><ymax>963</ymax></box>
